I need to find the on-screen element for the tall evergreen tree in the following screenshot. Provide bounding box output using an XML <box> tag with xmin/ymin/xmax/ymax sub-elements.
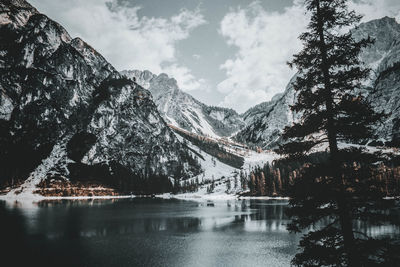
<box><xmin>277</xmin><ymin>0</ymin><xmax>399</xmax><ymax>266</ymax></box>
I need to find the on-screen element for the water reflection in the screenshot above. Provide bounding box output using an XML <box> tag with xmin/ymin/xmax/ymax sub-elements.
<box><xmin>24</xmin><ymin>199</ymin><xmax>293</xmax><ymax>236</ymax></box>
<box><xmin>1</xmin><ymin>198</ymin><xmax>398</xmax><ymax>267</ymax></box>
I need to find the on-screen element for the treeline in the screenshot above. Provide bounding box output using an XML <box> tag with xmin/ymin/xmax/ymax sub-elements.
<box><xmin>177</xmin><ymin>171</ymin><xmax>247</xmax><ymax>194</ymax></box>
<box><xmin>63</xmin><ymin>130</ymin><xmax>203</xmax><ymax>195</ymax></box>
<box><xmin>171</xmin><ymin>126</ymin><xmax>244</xmax><ymax>169</ymax></box>
<box><xmin>245</xmin><ymin>152</ymin><xmax>400</xmax><ymax>197</ymax></box>
<box><xmin>67</xmin><ymin>161</ymin><xmax>175</xmax><ymax>194</ymax></box>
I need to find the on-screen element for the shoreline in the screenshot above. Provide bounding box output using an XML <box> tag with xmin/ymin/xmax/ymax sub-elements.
<box><xmin>1</xmin><ymin>191</ymin><xmax>396</xmax><ymax>203</ymax></box>
<box><xmin>0</xmin><ymin>192</ymin><xmax>290</xmax><ymax>203</ymax></box>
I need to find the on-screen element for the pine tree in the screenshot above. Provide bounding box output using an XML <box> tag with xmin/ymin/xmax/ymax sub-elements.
<box><xmin>249</xmin><ymin>172</ymin><xmax>256</xmax><ymax>195</ymax></box>
<box><xmin>277</xmin><ymin>0</ymin><xmax>398</xmax><ymax>266</ymax></box>
<box><xmin>259</xmin><ymin>172</ymin><xmax>266</xmax><ymax>196</ymax></box>
<box><xmin>226</xmin><ymin>178</ymin><xmax>231</xmax><ymax>193</ymax></box>
<box><xmin>234</xmin><ymin>172</ymin><xmax>239</xmax><ymax>189</ymax></box>
<box><xmin>275</xmin><ymin>168</ymin><xmax>282</xmax><ymax>193</ymax></box>
<box><xmin>240</xmin><ymin>170</ymin><xmax>247</xmax><ymax>191</ymax></box>
<box><xmin>208</xmin><ymin>176</ymin><xmax>215</xmax><ymax>193</ymax></box>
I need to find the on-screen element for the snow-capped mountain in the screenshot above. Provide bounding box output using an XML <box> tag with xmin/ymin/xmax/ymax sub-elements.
<box><xmin>355</xmin><ymin>17</ymin><xmax>400</xmax><ymax>146</ymax></box>
<box><xmin>0</xmin><ymin>0</ymin><xmax>201</xmax><ymax>193</ymax></box>
<box><xmin>235</xmin><ymin>76</ymin><xmax>299</xmax><ymax>148</ymax></box>
<box><xmin>236</xmin><ymin>16</ymin><xmax>400</xmax><ymax>148</ymax></box>
<box><xmin>121</xmin><ymin>70</ymin><xmax>244</xmax><ymax>138</ymax></box>
<box><xmin>2</xmin><ymin>0</ymin><xmax>400</xmax><ymax>199</ymax></box>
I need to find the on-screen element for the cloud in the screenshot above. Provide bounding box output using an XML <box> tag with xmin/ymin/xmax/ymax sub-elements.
<box><xmin>217</xmin><ymin>1</ymin><xmax>308</xmax><ymax>113</ymax></box>
<box><xmin>218</xmin><ymin>0</ymin><xmax>400</xmax><ymax>113</ymax></box>
<box><xmin>163</xmin><ymin>64</ymin><xmax>209</xmax><ymax>92</ymax></box>
<box><xmin>192</xmin><ymin>54</ymin><xmax>201</xmax><ymax>60</ymax></box>
<box><xmin>29</xmin><ymin>0</ymin><xmax>207</xmax><ymax>92</ymax></box>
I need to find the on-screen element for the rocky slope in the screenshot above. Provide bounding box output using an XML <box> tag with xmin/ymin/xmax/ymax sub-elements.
<box><xmin>0</xmin><ymin>0</ymin><xmax>201</xmax><ymax>194</ymax></box>
<box><xmin>235</xmin><ymin>76</ymin><xmax>299</xmax><ymax>148</ymax></box>
<box><xmin>236</xmin><ymin>16</ymin><xmax>400</xmax><ymax>149</ymax></box>
<box><xmin>356</xmin><ymin>17</ymin><xmax>400</xmax><ymax>146</ymax></box>
<box><xmin>122</xmin><ymin>70</ymin><xmax>244</xmax><ymax>138</ymax></box>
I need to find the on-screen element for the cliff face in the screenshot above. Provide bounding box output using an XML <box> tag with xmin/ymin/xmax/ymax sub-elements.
<box><xmin>236</xmin><ymin>17</ymin><xmax>400</xmax><ymax>148</ymax></box>
<box><xmin>122</xmin><ymin>70</ymin><xmax>244</xmax><ymax>138</ymax></box>
<box><xmin>356</xmin><ymin>17</ymin><xmax>400</xmax><ymax>146</ymax></box>
<box><xmin>235</xmin><ymin>76</ymin><xmax>299</xmax><ymax>148</ymax></box>
<box><xmin>0</xmin><ymin>0</ymin><xmax>201</xmax><ymax>191</ymax></box>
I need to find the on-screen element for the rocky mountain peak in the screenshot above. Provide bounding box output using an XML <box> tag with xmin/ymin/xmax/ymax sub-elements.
<box><xmin>2</xmin><ymin>0</ymin><xmax>36</xmax><ymax>10</ymax></box>
<box><xmin>0</xmin><ymin>0</ymin><xmax>38</xmax><ymax>30</ymax></box>
<box><xmin>236</xmin><ymin>16</ymin><xmax>400</xmax><ymax>148</ymax></box>
<box><xmin>151</xmin><ymin>73</ymin><xmax>180</xmax><ymax>94</ymax></box>
<box><xmin>366</xmin><ymin>16</ymin><xmax>399</xmax><ymax>28</ymax></box>
<box><xmin>122</xmin><ymin>69</ymin><xmax>244</xmax><ymax>138</ymax></box>
<box><xmin>352</xmin><ymin>16</ymin><xmax>400</xmax><ymax>73</ymax></box>
<box><xmin>0</xmin><ymin>0</ymin><xmax>202</xmax><ymax>193</ymax></box>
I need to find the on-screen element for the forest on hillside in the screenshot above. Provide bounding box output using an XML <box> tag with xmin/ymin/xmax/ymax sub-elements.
<box><xmin>170</xmin><ymin>125</ymin><xmax>244</xmax><ymax>169</ymax></box>
<box><xmin>243</xmin><ymin>152</ymin><xmax>400</xmax><ymax>197</ymax></box>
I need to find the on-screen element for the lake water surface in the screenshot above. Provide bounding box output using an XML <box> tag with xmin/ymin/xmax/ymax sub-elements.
<box><xmin>1</xmin><ymin>198</ymin><xmax>398</xmax><ymax>267</ymax></box>
<box><xmin>1</xmin><ymin>198</ymin><xmax>299</xmax><ymax>267</ymax></box>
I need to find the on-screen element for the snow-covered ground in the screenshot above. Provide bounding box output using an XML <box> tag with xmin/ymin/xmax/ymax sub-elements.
<box><xmin>172</xmin><ymin>130</ymin><xmax>278</xmax><ymax>200</ymax></box>
<box><xmin>4</xmin><ymin>125</ymin><xmax>397</xmax><ymax>203</ymax></box>
<box><xmin>2</xmin><ymin>139</ymin><xmax>70</xmax><ymax>201</ymax></box>
<box><xmin>0</xmin><ymin>117</ymin><xmax>283</xmax><ymax>201</ymax></box>
<box><xmin>170</xmin><ymin>136</ymin><xmax>400</xmax><ymax>201</ymax></box>
<box><xmin>181</xmin><ymin>107</ymin><xmax>220</xmax><ymax>139</ymax></box>
<box><xmin>5</xmin><ymin>121</ymin><xmax>349</xmax><ymax>203</ymax></box>
<box><xmin>2</xmin><ymin>131</ymin><xmax>277</xmax><ymax>202</ymax></box>
<box><xmin>242</xmin><ymin>149</ymin><xmax>277</xmax><ymax>170</ymax></box>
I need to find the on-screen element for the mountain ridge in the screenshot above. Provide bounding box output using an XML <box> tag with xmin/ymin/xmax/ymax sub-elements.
<box><xmin>122</xmin><ymin>69</ymin><xmax>245</xmax><ymax>138</ymax></box>
<box><xmin>2</xmin><ymin>1</ymin><xmax>400</xmax><ymax>198</ymax></box>
<box><xmin>235</xmin><ymin>16</ymin><xmax>400</xmax><ymax>148</ymax></box>
<box><xmin>0</xmin><ymin>0</ymin><xmax>202</xmax><ymax>194</ymax></box>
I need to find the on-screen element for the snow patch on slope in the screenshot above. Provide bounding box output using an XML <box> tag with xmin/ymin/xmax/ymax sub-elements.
<box><xmin>172</xmin><ymin>130</ymin><xmax>278</xmax><ymax>200</ymax></box>
<box><xmin>121</xmin><ymin>69</ymin><xmax>244</xmax><ymax>138</ymax></box>
<box><xmin>2</xmin><ymin>139</ymin><xmax>69</xmax><ymax>200</ymax></box>
<box><xmin>182</xmin><ymin>107</ymin><xmax>219</xmax><ymax>138</ymax></box>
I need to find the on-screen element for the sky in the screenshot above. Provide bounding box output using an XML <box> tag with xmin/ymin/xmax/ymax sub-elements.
<box><xmin>30</xmin><ymin>0</ymin><xmax>400</xmax><ymax>113</ymax></box>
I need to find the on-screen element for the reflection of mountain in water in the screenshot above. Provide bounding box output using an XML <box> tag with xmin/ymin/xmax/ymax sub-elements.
<box><xmin>2</xmin><ymin>198</ymin><xmax>399</xmax><ymax>267</ymax></box>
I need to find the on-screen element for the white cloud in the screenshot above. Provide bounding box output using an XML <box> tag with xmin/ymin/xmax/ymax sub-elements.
<box><xmin>217</xmin><ymin>1</ymin><xmax>308</xmax><ymax>113</ymax></box>
<box><xmin>163</xmin><ymin>64</ymin><xmax>209</xmax><ymax>92</ymax></box>
<box><xmin>192</xmin><ymin>54</ymin><xmax>201</xmax><ymax>60</ymax></box>
<box><xmin>218</xmin><ymin>0</ymin><xmax>400</xmax><ymax>113</ymax></box>
<box><xmin>29</xmin><ymin>0</ymin><xmax>207</xmax><ymax>92</ymax></box>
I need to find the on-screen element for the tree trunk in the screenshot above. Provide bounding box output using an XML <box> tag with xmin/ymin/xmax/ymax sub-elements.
<box><xmin>315</xmin><ymin>1</ymin><xmax>357</xmax><ymax>265</ymax></box>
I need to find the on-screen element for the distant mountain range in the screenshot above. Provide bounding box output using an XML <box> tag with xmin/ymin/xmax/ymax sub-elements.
<box><xmin>236</xmin><ymin>16</ymin><xmax>400</xmax><ymax>148</ymax></box>
<box><xmin>123</xmin><ymin>17</ymin><xmax>400</xmax><ymax>149</ymax></box>
<box><xmin>1</xmin><ymin>0</ymin><xmax>400</xmax><ymax>196</ymax></box>
<box><xmin>121</xmin><ymin>70</ymin><xmax>244</xmax><ymax>138</ymax></box>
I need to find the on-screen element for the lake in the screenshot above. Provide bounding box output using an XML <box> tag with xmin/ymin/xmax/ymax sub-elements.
<box><xmin>1</xmin><ymin>198</ymin><xmax>299</xmax><ymax>267</ymax></box>
<box><xmin>1</xmin><ymin>198</ymin><xmax>398</xmax><ymax>267</ymax></box>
